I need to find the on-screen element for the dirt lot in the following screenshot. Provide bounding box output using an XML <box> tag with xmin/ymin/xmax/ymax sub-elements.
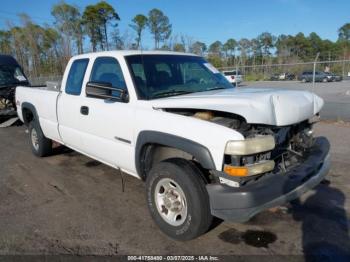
<box><xmin>0</xmin><ymin>122</ymin><xmax>349</xmax><ymax>257</ymax></box>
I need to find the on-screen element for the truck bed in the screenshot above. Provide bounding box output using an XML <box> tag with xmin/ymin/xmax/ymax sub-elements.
<box><xmin>16</xmin><ymin>85</ymin><xmax>61</xmax><ymax>142</ymax></box>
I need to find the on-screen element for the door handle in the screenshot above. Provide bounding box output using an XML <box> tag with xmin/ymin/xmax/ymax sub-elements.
<box><xmin>80</xmin><ymin>106</ymin><xmax>89</xmax><ymax>115</ymax></box>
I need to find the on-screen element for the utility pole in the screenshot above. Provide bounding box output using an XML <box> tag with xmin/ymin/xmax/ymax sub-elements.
<box><xmin>312</xmin><ymin>52</ymin><xmax>320</xmax><ymax>89</ymax></box>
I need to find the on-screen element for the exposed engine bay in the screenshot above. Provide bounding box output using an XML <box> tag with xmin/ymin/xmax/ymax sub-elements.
<box><xmin>164</xmin><ymin>108</ymin><xmax>246</xmax><ymax>130</ymax></box>
<box><xmin>165</xmin><ymin>108</ymin><xmax>317</xmax><ymax>185</ymax></box>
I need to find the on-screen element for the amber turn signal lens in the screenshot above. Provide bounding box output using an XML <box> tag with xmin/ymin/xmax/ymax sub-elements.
<box><xmin>224</xmin><ymin>160</ymin><xmax>275</xmax><ymax>177</ymax></box>
<box><xmin>224</xmin><ymin>165</ymin><xmax>249</xmax><ymax>177</ymax></box>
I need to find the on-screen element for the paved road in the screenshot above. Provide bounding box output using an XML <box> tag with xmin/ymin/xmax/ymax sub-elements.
<box><xmin>0</xmin><ymin>123</ymin><xmax>349</xmax><ymax>256</ymax></box>
<box><xmin>243</xmin><ymin>80</ymin><xmax>350</xmax><ymax>121</ymax></box>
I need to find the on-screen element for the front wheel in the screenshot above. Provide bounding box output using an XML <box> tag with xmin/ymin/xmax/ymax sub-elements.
<box><xmin>29</xmin><ymin>121</ymin><xmax>52</xmax><ymax>157</ymax></box>
<box><xmin>146</xmin><ymin>158</ymin><xmax>212</xmax><ymax>241</ymax></box>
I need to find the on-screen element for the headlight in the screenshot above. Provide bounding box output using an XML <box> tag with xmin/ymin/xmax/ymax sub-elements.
<box><xmin>225</xmin><ymin>135</ymin><xmax>275</xmax><ymax>155</ymax></box>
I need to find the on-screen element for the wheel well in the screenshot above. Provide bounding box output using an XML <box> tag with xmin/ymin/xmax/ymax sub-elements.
<box><xmin>140</xmin><ymin>144</ymin><xmax>211</xmax><ymax>183</ymax></box>
<box><xmin>22</xmin><ymin>107</ymin><xmax>34</xmax><ymax>125</ymax></box>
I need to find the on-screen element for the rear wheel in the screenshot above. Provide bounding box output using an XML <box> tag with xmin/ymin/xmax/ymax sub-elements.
<box><xmin>322</xmin><ymin>77</ymin><xmax>328</xmax><ymax>83</ymax></box>
<box><xmin>301</xmin><ymin>78</ymin><xmax>307</xmax><ymax>83</ymax></box>
<box><xmin>29</xmin><ymin>121</ymin><xmax>52</xmax><ymax>157</ymax></box>
<box><xmin>146</xmin><ymin>158</ymin><xmax>212</xmax><ymax>241</ymax></box>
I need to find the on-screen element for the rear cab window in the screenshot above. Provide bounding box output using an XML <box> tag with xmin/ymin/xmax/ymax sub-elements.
<box><xmin>65</xmin><ymin>59</ymin><xmax>89</xmax><ymax>95</ymax></box>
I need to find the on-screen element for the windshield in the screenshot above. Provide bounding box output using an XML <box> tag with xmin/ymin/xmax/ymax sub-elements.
<box><xmin>0</xmin><ymin>65</ymin><xmax>28</xmax><ymax>87</ymax></box>
<box><xmin>125</xmin><ymin>55</ymin><xmax>233</xmax><ymax>100</ymax></box>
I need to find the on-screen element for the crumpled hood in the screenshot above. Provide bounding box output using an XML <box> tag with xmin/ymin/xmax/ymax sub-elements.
<box><xmin>152</xmin><ymin>88</ymin><xmax>324</xmax><ymax>126</ymax></box>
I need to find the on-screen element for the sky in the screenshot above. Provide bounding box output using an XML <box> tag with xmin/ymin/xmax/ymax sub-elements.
<box><xmin>0</xmin><ymin>0</ymin><xmax>349</xmax><ymax>49</ymax></box>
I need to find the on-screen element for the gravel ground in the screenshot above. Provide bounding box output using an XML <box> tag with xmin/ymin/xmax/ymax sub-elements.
<box><xmin>242</xmin><ymin>80</ymin><xmax>350</xmax><ymax>121</ymax></box>
<box><xmin>0</xmin><ymin>122</ymin><xmax>349</xmax><ymax>258</ymax></box>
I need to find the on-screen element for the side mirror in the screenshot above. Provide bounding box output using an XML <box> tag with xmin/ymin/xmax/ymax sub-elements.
<box><xmin>85</xmin><ymin>81</ymin><xmax>128</xmax><ymax>102</ymax></box>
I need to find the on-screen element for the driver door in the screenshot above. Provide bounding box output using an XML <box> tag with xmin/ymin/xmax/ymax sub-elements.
<box><xmin>77</xmin><ymin>56</ymin><xmax>135</xmax><ymax>173</ymax></box>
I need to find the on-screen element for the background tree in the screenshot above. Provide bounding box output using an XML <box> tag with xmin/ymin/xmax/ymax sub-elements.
<box><xmin>51</xmin><ymin>1</ymin><xmax>84</xmax><ymax>55</ymax></box>
<box><xmin>173</xmin><ymin>43</ymin><xmax>185</xmax><ymax>52</ymax></box>
<box><xmin>5</xmin><ymin>14</ymin><xmax>64</xmax><ymax>77</ymax></box>
<box><xmin>338</xmin><ymin>23</ymin><xmax>350</xmax><ymax>41</ymax></box>
<box><xmin>257</xmin><ymin>32</ymin><xmax>275</xmax><ymax>65</ymax></box>
<box><xmin>238</xmin><ymin>38</ymin><xmax>251</xmax><ymax>65</ymax></box>
<box><xmin>0</xmin><ymin>30</ymin><xmax>11</xmax><ymax>54</ymax></box>
<box><xmin>223</xmin><ymin>38</ymin><xmax>237</xmax><ymax>65</ymax></box>
<box><xmin>224</xmin><ymin>39</ymin><xmax>237</xmax><ymax>56</ymax></box>
<box><xmin>147</xmin><ymin>8</ymin><xmax>172</xmax><ymax>49</ymax></box>
<box><xmin>160</xmin><ymin>44</ymin><xmax>170</xmax><ymax>50</ymax></box>
<box><xmin>338</xmin><ymin>23</ymin><xmax>350</xmax><ymax>61</ymax></box>
<box><xmin>291</xmin><ymin>33</ymin><xmax>311</xmax><ymax>60</ymax></box>
<box><xmin>129</xmin><ymin>14</ymin><xmax>148</xmax><ymax>49</ymax></box>
<box><xmin>191</xmin><ymin>41</ymin><xmax>206</xmax><ymax>56</ymax></box>
<box><xmin>308</xmin><ymin>32</ymin><xmax>323</xmax><ymax>59</ymax></box>
<box><xmin>208</xmin><ymin>41</ymin><xmax>223</xmax><ymax>56</ymax></box>
<box><xmin>275</xmin><ymin>34</ymin><xmax>292</xmax><ymax>62</ymax></box>
<box><xmin>82</xmin><ymin>1</ymin><xmax>120</xmax><ymax>51</ymax></box>
<box><xmin>208</xmin><ymin>41</ymin><xmax>223</xmax><ymax>68</ymax></box>
<box><xmin>250</xmin><ymin>38</ymin><xmax>262</xmax><ymax>65</ymax></box>
<box><xmin>41</xmin><ymin>27</ymin><xmax>62</xmax><ymax>74</ymax></box>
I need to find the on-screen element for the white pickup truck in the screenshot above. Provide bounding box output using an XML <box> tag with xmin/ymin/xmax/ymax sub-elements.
<box><xmin>16</xmin><ymin>51</ymin><xmax>330</xmax><ymax>241</ymax></box>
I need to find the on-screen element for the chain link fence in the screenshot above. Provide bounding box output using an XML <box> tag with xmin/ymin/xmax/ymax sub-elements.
<box><xmin>218</xmin><ymin>60</ymin><xmax>350</xmax><ymax>81</ymax></box>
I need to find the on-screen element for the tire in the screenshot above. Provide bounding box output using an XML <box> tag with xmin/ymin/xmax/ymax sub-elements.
<box><xmin>301</xmin><ymin>78</ymin><xmax>306</xmax><ymax>83</ymax></box>
<box><xmin>322</xmin><ymin>78</ymin><xmax>328</xmax><ymax>83</ymax></box>
<box><xmin>146</xmin><ymin>158</ymin><xmax>212</xmax><ymax>241</ymax></box>
<box><xmin>29</xmin><ymin>121</ymin><xmax>52</xmax><ymax>157</ymax></box>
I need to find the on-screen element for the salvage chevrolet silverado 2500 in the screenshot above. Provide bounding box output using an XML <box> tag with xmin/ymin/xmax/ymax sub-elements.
<box><xmin>16</xmin><ymin>51</ymin><xmax>330</xmax><ymax>240</ymax></box>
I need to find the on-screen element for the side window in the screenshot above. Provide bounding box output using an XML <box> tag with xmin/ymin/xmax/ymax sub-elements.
<box><xmin>65</xmin><ymin>59</ymin><xmax>89</xmax><ymax>95</ymax></box>
<box><xmin>90</xmin><ymin>57</ymin><xmax>127</xmax><ymax>98</ymax></box>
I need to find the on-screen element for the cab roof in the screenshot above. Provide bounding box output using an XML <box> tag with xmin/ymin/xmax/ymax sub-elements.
<box><xmin>72</xmin><ymin>50</ymin><xmax>199</xmax><ymax>60</ymax></box>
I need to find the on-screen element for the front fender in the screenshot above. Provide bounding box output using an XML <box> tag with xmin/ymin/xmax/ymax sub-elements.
<box><xmin>135</xmin><ymin>131</ymin><xmax>216</xmax><ymax>177</ymax></box>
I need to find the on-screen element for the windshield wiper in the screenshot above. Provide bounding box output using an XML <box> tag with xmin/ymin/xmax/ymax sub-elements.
<box><xmin>152</xmin><ymin>90</ymin><xmax>192</xmax><ymax>99</ymax></box>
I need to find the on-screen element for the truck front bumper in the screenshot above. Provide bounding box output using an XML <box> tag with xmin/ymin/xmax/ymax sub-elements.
<box><xmin>206</xmin><ymin>137</ymin><xmax>330</xmax><ymax>222</ymax></box>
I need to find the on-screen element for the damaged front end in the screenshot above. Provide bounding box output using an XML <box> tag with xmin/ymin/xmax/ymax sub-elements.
<box><xmin>164</xmin><ymin>108</ymin><xmax>321</xmax><ymax>188</ymax></box>
<box><xmin>163</xmin><ymin>108</ymin><xmax>330</xmax><ymax>222</ymax></box>
<box><xmin>220</xmin><ymin>117</ymin><xmax>319</xmax><ymax>188</ymax></box>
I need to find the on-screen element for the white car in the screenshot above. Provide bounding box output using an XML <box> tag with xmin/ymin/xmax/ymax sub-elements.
<box><xmin>222</xmin><ymin>70</ymin><xmax>242</xmax><ymax>86</ymax></box>
<box><xmin>16</xmin><ymin>51</ymin><xmax>330</xmax><ymax>241</ymax></box>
